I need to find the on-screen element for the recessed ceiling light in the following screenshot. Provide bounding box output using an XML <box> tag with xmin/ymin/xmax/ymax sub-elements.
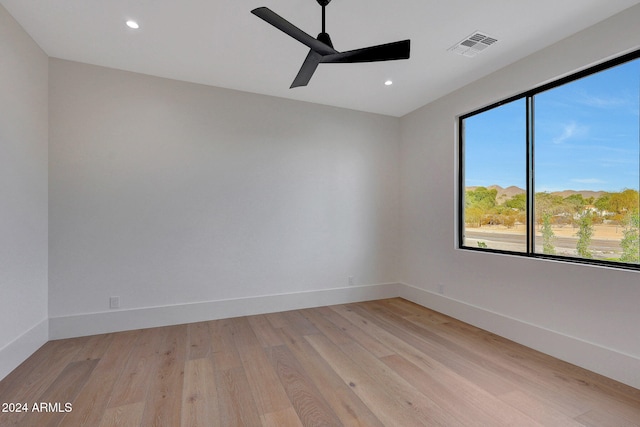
<box><xmin>384</xmin><ymin>80</ymin><xmax>393</xmax><ymax>86</ymax></box>
<box><xmin>126</xmin><ymin>20</ymin><xmax>140</xmax><ymax>29</ymax></box>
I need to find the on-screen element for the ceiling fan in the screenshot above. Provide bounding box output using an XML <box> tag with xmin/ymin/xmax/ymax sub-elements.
<box><xmin>251</xmin><ymin>0</ymin><xmax>411</xmax><ymax>88</ymax></box>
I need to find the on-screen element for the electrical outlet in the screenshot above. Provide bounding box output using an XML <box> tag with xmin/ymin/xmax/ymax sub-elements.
<box><xmin>348</xmin><ymin>276</ymin><xmax>355</xmax><ymax>286</ymax></box>
<box><xmin>437</xmin><ymin>284</ymin><xmax>445</xmax><ymax>295</ymax></box>
<box><xmin>109</xmin><ymin>296</ymin><xmax>120</xmax><ymax>309</ymax></box>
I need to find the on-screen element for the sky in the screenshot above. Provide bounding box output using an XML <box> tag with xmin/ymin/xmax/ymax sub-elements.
<box><xmin>464</xmin><ymin>56</ymin><xmax>640</xmax><ymax>194</ymax></box>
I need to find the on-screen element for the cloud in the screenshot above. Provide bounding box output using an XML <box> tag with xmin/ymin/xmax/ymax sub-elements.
<box><xmin>552</xmin><ymin>121</ymin><xmax>588</xmax><ymax>144</ymax></box>
<box><xmin>580</xmin><ymin>94</ymin><xmax>627</xmax><ymax>109</ymax></box>
<box><xmin>576</xmin><ymin>91</ymin><xmax>640</xmax><ymax>117</ymax></box>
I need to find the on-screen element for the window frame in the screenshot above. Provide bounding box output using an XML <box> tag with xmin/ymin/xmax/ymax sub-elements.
<box><xmin>458</xmin><ymin>48</ymin><xmax>640</xmax><ymax>271</ymax></box>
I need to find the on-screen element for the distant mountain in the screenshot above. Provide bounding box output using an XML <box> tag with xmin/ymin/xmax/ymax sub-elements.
<box><xmin>466</xmin><ymin>185</ymin><xmax>525</xmax><ymax>203</ymax></box>
<box><xmin>466</xmin><ymin>185</ymin><xmax>607</xmax><ymax>202</ymax></box>
<box><xmin>551</xmin><ymin>189</ymin><xmax>606</xmax><ymax>200</ymax></box>
<box><xmin>493</xmin><ymin>185</ymin><xmax>525</xmax><ymax>202</ymax></box>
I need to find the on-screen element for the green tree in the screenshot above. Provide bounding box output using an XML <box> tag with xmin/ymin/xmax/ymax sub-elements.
<box><xmin>541</xmin><ymin>213</ymin><xmax>556</xmax><ymax>255</ymax></box>
<box><xmin>609</xmin><ymin>189</ymin><xmax>639</xmax><ymax>214</ymax></box>
<box><xmin>465</xmin><ymin>187</ymin><xmax>498</xmax><ymax>210</ymax></box>
<box><xmin>575</xmin><ymin>213</ymin><xmax>594</xmax><ymax>259</ymax></box>
<box><xmin>563</xmin><ymin>194</ymin><xmax>585</xmax><ymax>215</ymax></box>
<box><xmin>620</xmin><ymin>212</ymin><xmax>640</xmax><ymax>263</ymax></box>
<box><xmin>535</xmin><ymin>192</ymin><xmax>565</xmax><ymax>225</ymax></box>
<box><xmin>465</xmin><ymin>187</ymin><xmax>499</xmax><ymax>228</ymax></box>
<box><xmin>594</xmin><ymin>193</ymin><xmax>612</xmax><ymax>212</ymax></box>
<box><xmin>504</xmin><ymin>193</ymin><xmax>526</xmax><ymax>211</ymax></box>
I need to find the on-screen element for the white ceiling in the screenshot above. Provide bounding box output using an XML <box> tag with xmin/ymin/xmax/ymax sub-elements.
<box><xmin>2</xmin><ymin>0</ymin><xmax>639</xmax><ymax>117</ymax></box>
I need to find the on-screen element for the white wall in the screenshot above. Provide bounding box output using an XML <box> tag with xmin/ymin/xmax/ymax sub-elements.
<box><xmin>6</xmin><ymin>0</ymin><xmax>640</xmax><ymax>390</ymax></box>
<box><xmin>48</xmin><ymin>59</ymin><xmax>401</xmax><ymax>335</ymax></box>
<box><xmin>400</xmin><ymin>5</ymin><xmax>640</xmax><ymax>388</ymax></box>
<box><xmin>0</xmin><ymin>4</ymin><xmax>49</xmax><ymax>380</ymax></box>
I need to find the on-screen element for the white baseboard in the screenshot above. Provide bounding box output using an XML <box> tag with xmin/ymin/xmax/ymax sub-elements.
<box><xmin>34</xmin><ymin>281</ymin><xmax>640</xmax><ymax>390</ymax></box>
<box><xmin>0</xmin><ymin>319</ymin><xmax>48</xmax><ymax>382</ymax></box>
<box><xmin>49</xmin><ymin>283</ymin><xmax>402</xmax><ymax>340</ymax></box>
<box><xmin>398</xmin><ymin>282</ymin><xmax>640</xmax><ymax>390</ymax></box>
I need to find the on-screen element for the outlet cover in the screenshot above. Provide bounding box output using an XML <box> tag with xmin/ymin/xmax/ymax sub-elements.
<box><xmin>109</xmin><ymin>296</ymin><xmax>120</xmax><ymax>309</ymax></box>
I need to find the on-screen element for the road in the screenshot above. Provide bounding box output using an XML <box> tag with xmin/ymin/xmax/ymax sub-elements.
<box><xmin>464</xmin><ymin>231</ymin><xmax>622</xmax><ymax>256</ymax></box>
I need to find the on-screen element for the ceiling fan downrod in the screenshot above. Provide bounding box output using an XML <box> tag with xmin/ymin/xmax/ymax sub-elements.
<box><xmin>317</xmin><ymin>1</ymin><xmax>332</xmax><ymax>48</ymax></box>
<box><xmin>322</xmin><ymin>4</ymin><xmax>326</xmax><ymax>33</ymax></box>
<box><xmin>318</xmin><ymin>0</ymin><xmax>331</xmax><ymax>33</ymax></box>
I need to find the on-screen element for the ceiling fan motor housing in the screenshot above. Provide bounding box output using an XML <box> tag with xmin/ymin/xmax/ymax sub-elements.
<box><xmin>317</xmin><ymin>32</ymin><xmax>333</xmax><ymax>48</ymax></box>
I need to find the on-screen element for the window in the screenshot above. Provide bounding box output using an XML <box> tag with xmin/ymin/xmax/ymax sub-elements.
<box><xmin>459</xmin><ymin>50</ymin><xmax>640</xmax><ymax>269</ymax></box>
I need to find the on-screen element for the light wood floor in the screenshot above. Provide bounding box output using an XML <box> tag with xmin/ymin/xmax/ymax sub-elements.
<box><xmin>1</xmin><ymin>298</ymin><xmax>639</xmax><ymax>426</ymax></box>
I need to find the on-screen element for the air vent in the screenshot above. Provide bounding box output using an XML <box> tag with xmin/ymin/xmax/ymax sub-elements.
<box><xmin>448</xmin><ymin>31</ymin><xmax>498</xmax><ymax>57</ymax></box>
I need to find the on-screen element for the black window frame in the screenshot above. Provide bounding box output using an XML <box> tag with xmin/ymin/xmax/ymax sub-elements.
<box><xmin>458</xmin><ymin>48</ymin><xmax>640</xmax><ymax>271</ymax></box>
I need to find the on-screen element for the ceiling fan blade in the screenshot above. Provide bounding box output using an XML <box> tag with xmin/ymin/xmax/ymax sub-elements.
<box><xmin>251</xmin><ymin>7</ymin><xmax>337</xmax><ymax>55</ymax></box>
<box><xmin>291</xmin><ymin>50</ymin><xmax>322</xmax><ymax>88</ymax></box>
<box><xmin>321</xmin><ymin>39</ymin><xmax>410</xmax><ymax>63</ymax></box>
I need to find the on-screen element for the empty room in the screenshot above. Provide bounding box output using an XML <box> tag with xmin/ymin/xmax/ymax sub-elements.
<box><xmin>1</xmin><ymin>0</ymin><xmax>640</xmax><ymax>425</ymax></box>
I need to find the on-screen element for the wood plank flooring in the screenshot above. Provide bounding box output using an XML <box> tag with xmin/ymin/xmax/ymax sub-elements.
<box><xmin>1</xmin><ymin>298</ymin><xmax>639</xmax><ymax>426</ymax></box>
